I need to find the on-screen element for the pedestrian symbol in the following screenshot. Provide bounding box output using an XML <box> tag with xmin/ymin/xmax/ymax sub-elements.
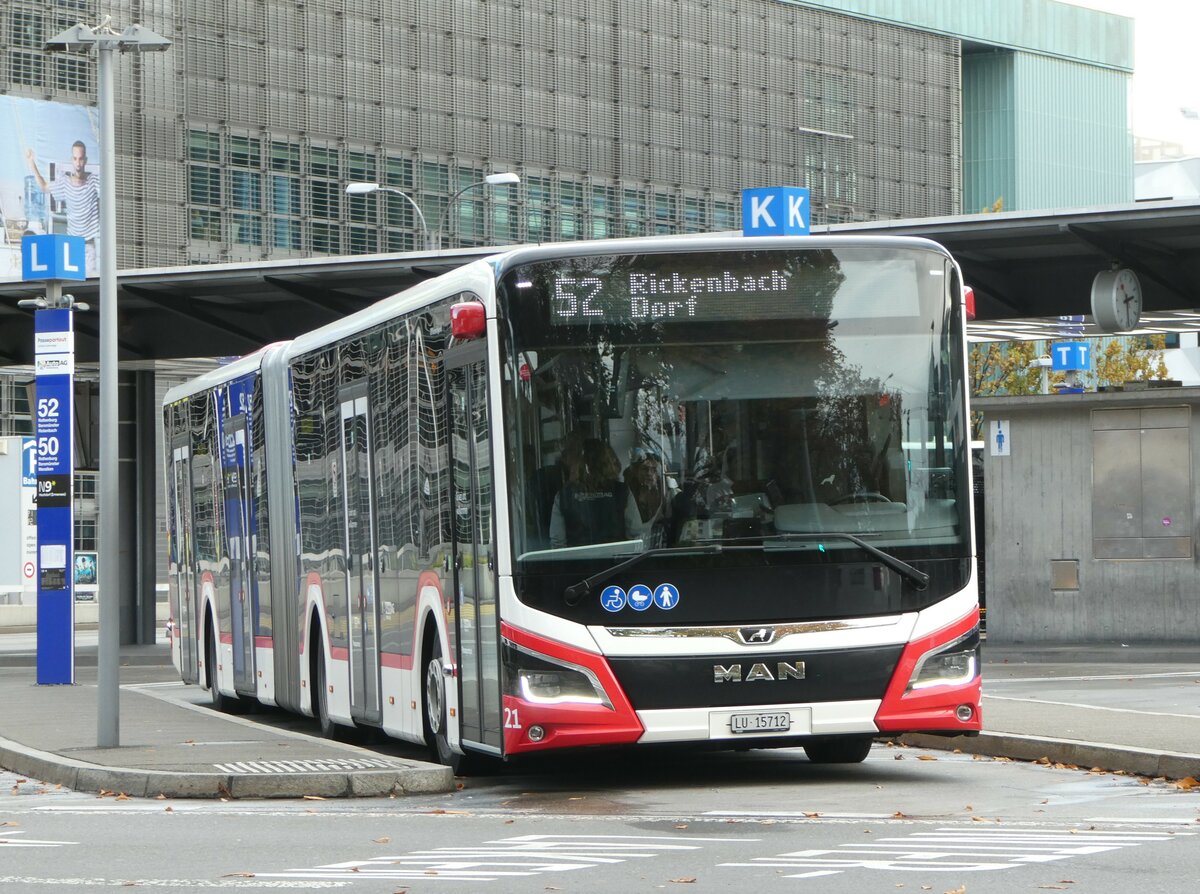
<box><xmin>990</xmin><ymin>419</ymin><xmax>1010</xmax><ymax>457</ymax></box>
<box><xmin>653</xmin><ymin>583</ymin><xmax>680</xmax><ymax>610</ymax></box>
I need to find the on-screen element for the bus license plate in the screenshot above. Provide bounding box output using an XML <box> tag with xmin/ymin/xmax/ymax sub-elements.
<box><xmin>730</xmin><ymin>712</ymin><xmax>791</xmax><ymax>734</ymax></box>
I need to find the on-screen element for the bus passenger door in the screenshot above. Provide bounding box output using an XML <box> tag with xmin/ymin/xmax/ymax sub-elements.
<box><xmin>339</xmin><ymin>390</ymin><xmax>382</xmax><ymax>725</ymax></box>
<box><xmin>447</xmin><ymin>345</ymin><xmax>502</xmax><ymax>756</ymax></box>
<box><xmin>170</xmin><ymin>443</ymin><xmax>198</xmax><ymax>685</ymax></box>
<box><xmin>222</xmin><ymin>416</ymin><xmax>256</xmax><ymax>695</ymax></box>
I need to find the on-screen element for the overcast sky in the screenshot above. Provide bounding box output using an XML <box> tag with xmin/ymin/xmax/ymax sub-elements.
<box><xmin>1059</xmin><ymin>0</ymin><xmax>1200</xmax><ymax>154</ymax></box>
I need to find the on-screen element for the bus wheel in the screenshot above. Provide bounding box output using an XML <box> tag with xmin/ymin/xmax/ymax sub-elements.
<box><xmin>311</xmin><ymin>636</ymin><xmax>349</xmax><ymax>740</ymax></box>
<box><xmin>204</xmin><ymin>618</ymin><xmax>250</xmax><ymax>714</ymax></box>
<box><xmin>205</xmin><ymin>623</ymin><xmax>231</xmax><ymax>712</ymax></box>
<box><xmin>424</xmin><ymin>638</ymin><xmax>476</xmax><ymax>774</ymax></box>
<box><xmin>803</xmin><ymin>736</ymin><xmax>874</xmax><ymax>764</ymax></box>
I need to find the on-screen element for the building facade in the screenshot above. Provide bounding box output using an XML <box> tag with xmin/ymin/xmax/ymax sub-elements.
<box><xmin>1</xmin><ymin>0</ymin><xmax>1130</xmax><ymax>275</ymax></box>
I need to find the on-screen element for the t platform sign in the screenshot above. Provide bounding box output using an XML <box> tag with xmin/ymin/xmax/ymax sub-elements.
<box><xmin>22</xmin><ymin>234</ymin><xmax>84</xmax><ymax>685</ymax></box>
<box><xmin>741</xmin><ymin>187</ymin><xmax>810</xmax><ymax>237</ymax></box>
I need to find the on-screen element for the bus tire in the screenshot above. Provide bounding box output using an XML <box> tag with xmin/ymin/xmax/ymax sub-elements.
<box><xmin>803</xmin><ymin>736</ymin><xmax>874</xmax><ymax>764</ymax></box>
<box><xmin>310</xmin><ymin>625</ymin><xmax>352</xmax><ymax>740</ymax></box>
<box><xmin>423</xmin><ymin>637</ymin><xmax>475</xmax><ymax>774</ymax></box>
<box><xmin>205</xmin><ymin>613</ymin><xmax>259</xmax><ymax>715</ymax></box>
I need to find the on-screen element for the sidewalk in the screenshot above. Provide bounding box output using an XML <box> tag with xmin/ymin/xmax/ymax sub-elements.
<box><xmin>0</xmin><ymin>639</ymin><xmax>454</xmax><ymax>799</ymax></box>
<box><xmin>1</xmin><ymin>637</ymin><xmax>1198</xmax><ymax>800</ymax></box>
<box><xmin>904</xmin><ymin>641</ymin><xmax>1200</xmax><ymax>780</ymax></box>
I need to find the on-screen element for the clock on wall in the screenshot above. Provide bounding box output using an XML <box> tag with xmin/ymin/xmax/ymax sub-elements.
<box><xmin>1090</xmin><ymin>267</ymin><xmax>1142</xmax><ymax>332</ymax></box>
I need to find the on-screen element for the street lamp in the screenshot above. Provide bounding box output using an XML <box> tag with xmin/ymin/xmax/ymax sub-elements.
<box><xmin>44</xmin><ymin>17</ymin><xmax>171</xmax><ymax>749</ymax></box>
<box><xmin>344</xmin><ymin>182</ymin><xmax>432</xmax><ymax>251</ymax></box>
<box><xmin>434</xmin><ymin>172</ymin><xmax>520</xmax><ymax>249</ymax></box>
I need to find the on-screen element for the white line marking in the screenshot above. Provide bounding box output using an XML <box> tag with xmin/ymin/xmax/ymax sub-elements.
<box><xmin>985</xmin><ymin>694</ymin><xmax>1200</xmax><ymax>720</ymax></box>
<box><xmin>987</xmin><ymin>672</ymin><xmax>1200</xmax><ymax>684</ymax></box>
<box><xmin>705</xmin><ymin>810</ymin><xmax>892</xmax><ymax>819</ymax></box>
<box><xmin>0</xmin><ymin>879</ymin><xmax>347</xmax><ymax>889</ymax></box>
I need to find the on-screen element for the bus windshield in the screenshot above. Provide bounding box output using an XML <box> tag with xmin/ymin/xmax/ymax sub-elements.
<box><xmin>498</xmin><ymin>245</ymin><xmax>970</xmax><ymax>571</ymax></box>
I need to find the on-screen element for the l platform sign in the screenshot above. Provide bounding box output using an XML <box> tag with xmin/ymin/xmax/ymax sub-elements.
<box><xmin>23</xmin><ymin>234</ymin><xmax>84</xmax><ymax>685</ymax></box>
<box><xmin>741</xmin><ymin>186</ymin><xmax>811</xmax><ymax>237</ymax></box>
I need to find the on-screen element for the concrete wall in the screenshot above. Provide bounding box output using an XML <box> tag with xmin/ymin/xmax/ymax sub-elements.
<box><xmin>976</xmin><ymin>388</ymin><xmax>1200</xmax><ymax>644</ymax></box>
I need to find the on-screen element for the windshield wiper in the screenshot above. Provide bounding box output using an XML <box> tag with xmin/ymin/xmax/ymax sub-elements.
<box><xmin>760</xmin><ymin>532</ymin><xmax>929</xmax><ymax>591</ymax></box>
<box><xmin>563</xmin><ymin>544</ymin><xmax>731</xmax><ymax>606</ymax></box>
<box><xmin>562</xmin><ymin>533</ymin><xmax>928</xmax><ymax>606</ymax></box>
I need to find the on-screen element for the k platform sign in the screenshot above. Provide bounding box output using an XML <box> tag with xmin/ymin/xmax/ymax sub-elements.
<box><xmin>741</xmin><ymin>187</ymin><xmax>810</xmax><ymax>237</ymax></box>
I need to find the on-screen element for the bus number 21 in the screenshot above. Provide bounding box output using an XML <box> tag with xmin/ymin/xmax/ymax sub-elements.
<box><xmin>503</xmin><ymin>706</ymin><xmax>521</xmax><ymax>730</ymax></box>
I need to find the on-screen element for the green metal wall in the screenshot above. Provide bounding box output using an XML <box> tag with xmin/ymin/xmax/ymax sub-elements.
<box><xmin>791</xmin><ymin>0</ymin><xmax>1132</xmax><ymax>71</ymax></box>
<box><xmin>963</xmin><ymin>50</ymin><xmax>1133</xmax><ymax>212</ymax></box>
<box><xmin>1012</xmin><ymin>53</ymin><xmax>1133</xmax><ymax>210</ymax></box>
<box><xmin>963</xmin><ymin>51</ymin><xmax>1015</xmax><ymax>213</ymax></box>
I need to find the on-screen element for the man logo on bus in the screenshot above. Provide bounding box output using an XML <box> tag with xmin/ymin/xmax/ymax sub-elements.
<box><xmin>738</xmin><ymin>626</ymin><xmax>775</xmax><ymax>645</ymax></box>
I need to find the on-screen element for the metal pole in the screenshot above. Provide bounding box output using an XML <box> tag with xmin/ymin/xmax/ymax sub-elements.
<box><xmin>97</xmin><ymin>39</ymin><xmax>119</xmax><ymax>748</ymax></box>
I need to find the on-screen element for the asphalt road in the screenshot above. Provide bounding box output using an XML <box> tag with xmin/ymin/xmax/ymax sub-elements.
<box><xmin>4</xmin><ymin>741</ymin><xmax>1199</xmax><ymax>892</ymax></box>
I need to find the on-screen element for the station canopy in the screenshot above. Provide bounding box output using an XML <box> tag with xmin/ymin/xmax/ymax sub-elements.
<box><xmin>2</xmin><ymin>198</ymin><xmax>1200</xmax><ymax>368</ymax></box>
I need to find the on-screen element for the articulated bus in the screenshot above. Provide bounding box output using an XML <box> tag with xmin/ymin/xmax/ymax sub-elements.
<box><xmin>163</xmin><ymin>234</ymin><xmax>981</xmax><ymax>770</ymax></box>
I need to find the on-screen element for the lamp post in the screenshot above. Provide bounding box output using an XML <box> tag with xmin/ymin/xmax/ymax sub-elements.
<box><xmin>344</xmin><ymin>182</ymin><xmax>432</xmax><ymax>250</ymax></box>
<box><xmin>345</xmin><ymin>171</ymin><xmax>520</xmax><ymax>251</ymax></box>
<box><xmin>44</xmin><ymin>17</ymin><xmax>171</xmax><ymax>748</ymax></box>
<box><xmin>433</xmin><ymin>172</ymin><xmax>520</xmax><ymax>249</ymax></box>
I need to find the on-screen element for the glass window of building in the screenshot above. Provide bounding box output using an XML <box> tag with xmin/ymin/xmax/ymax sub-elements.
<box><xmin>54</xmin><ymin>54</ymin><xmax>90</xmax><ymax>92</ymax></box>
<box><xmin>623</xmin><ymin>188</ymin><xmax>646</xmax><ymax>237</ymax></box>
<box><xmin>311</xmin><ymin>220</ymin><xmax>341</xmax><ymax>254</ymax></box>
<box><xmin>228</xmin><ymin>135</ymin><xmax>261</xmax><ymax>169</ymax></box>
<box><xmin>653</xmin><ymin>192</ymin><xmax>676</xmax><ymax>235</ymax></box>
<box><xmin>526</xmin><ymin>176</ymin><xmax>551</xmax><ymax>242</ymax></box>
<box><xmin>231</xmin><ymin>213</ymin><xmax>262</xmax><ymax>246</ymax></box>
<box><xmin>270</xmin><ymin>140</ymin><xmax>300</xmax><ymax>174</ymax></box>
<box><xmin>559</xmin><ymin>180</ymin><xmax>581</xmax><ymax>240</ymax></box>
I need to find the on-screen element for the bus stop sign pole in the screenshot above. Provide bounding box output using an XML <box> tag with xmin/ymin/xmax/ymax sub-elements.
<box><xmin>21</xmin><ymin>234</ymin><xmax>85</xmax><ymax>685</ymax></box>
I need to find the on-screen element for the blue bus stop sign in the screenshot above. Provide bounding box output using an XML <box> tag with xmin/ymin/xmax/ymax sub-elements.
<box><xmin>742</xmin><ymin>187</ymin><xmax>811</xmax><ymax>237</ymax></box>
<box><xmin>21</xmin><ymin>234</ymin><xmax>86</xmax><ymax>282</ymax></box>
<box><xmin>1051</xmin><ymin>341</ymin><xmax>1090</xmax><ymax>371</ymax></box>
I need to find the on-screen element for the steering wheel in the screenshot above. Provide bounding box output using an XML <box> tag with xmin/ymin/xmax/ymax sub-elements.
<box><xmin>831</xmin><ymin>491</ymin><xmax>891</xmax><ymax>505</ymax></box>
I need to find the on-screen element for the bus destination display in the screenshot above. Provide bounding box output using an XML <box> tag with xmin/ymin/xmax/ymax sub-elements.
<box><xmin>540</xmin><ymin>252</ymin><xmax>836</xmax><ymax>327</ymax></box>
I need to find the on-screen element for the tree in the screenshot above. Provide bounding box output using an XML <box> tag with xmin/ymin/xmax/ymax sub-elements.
<box><xmin>1091</xmin><ymin>334</ymin><xmax>1170</xmax><ymax>387</ymax></box>
<box><xmin>967</xmin><ymin>335</ymin><xmax>1171</xmax><ymax>438</ymax></box>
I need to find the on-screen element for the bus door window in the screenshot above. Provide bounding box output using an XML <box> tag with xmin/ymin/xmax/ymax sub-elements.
<box><xmin>222</xmin><ymin>414</ymin><xmax>255</xmax><ymax>694</ymax></box>
<box><xmin>170</xmin><ymin>441</ymin><xmax>198</xmax><ymax>685</ymax></box>
<box><xmin>447</xmin><ymin>342</ymin><xmax>502</xmax><ymax>753</ymax></box>
<box><xmin>339</xmin><ymin>388</ymin><xmax>382</xmax><ymax>725</ymax></box>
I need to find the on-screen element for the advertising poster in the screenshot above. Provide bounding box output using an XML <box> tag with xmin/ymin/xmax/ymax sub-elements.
<box><xmin>0</xmin><ymin>96</ymin><xmax>99</xmax><ymax>278</ymax></box>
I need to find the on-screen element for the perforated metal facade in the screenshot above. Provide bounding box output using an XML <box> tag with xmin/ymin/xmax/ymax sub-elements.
<box><xmin>0</xmin><ymin>0</ymin><xmax>967</xmax><ymax>269</ymax></box>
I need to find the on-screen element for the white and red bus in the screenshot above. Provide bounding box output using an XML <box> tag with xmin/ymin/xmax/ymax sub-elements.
<box><xmin>163</xmin><ymin>234</ymin><xmax>981</xmax><ymax>770</ymax></box>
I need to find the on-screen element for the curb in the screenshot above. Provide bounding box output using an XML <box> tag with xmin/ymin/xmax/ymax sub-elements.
<box><xmin>901</xmin><ymin>731</ymin><xmax>1200</xmax><ymax>781</ymax></box>
<box><xmin>0</xmin><ymin>734</ymin><xmax>455</xmax><ymax>799</ymax></box>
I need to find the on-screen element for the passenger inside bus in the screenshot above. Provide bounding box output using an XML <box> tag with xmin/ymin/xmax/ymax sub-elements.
<box><xmin>549</xmin><ymin>438</ymin><xmax>646</xmax><ymax>548</ymax></box>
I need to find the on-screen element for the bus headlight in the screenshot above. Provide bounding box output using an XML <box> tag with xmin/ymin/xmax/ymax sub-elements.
<box><xmin>502</xmin><ymin>639</ymin><xmax>613</xmax><ymax>708</ymax></box>
<box><xmin>907</xmin><ymin>626</ymin><xmax>980</xmax><ymax>691</ymax></box>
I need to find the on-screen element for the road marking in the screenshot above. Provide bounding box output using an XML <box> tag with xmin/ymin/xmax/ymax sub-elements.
<box><xmin>258</xmin><ymin>834</ymin><xmax>747</xmax><ymax>883</ymax></box>
<box><xmin>721</xmin><ymin>825</ymin><xmax>1193</xmax><ymax>877</ymax></box>
<box><xmin>0</xmin><ymin>831</ymin><xmax>77</xmax><ymax>847</ymax></box>
<box><xmin>0</xmin><ymin>878</ymin><xmax>346</xmax><ymax>888</ymax></box>
<box><xmin>212</xmin><ymin>758</ymin><xmax>409</xmax><ymax>774</ymax></box>
<box><xmin>707</xmin><ymin>811</ymin><xmax>893</xmax><ymax>819</ymax></box>
<box><xmin>987</xmin><ymin>672</ymin><xmax>1200</xmax><ymax>684</ymax></box>
<box><xmin>985</xmin><ymin>694</ymin><xmax>1200</xmax><ymax>720</ymax></box>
